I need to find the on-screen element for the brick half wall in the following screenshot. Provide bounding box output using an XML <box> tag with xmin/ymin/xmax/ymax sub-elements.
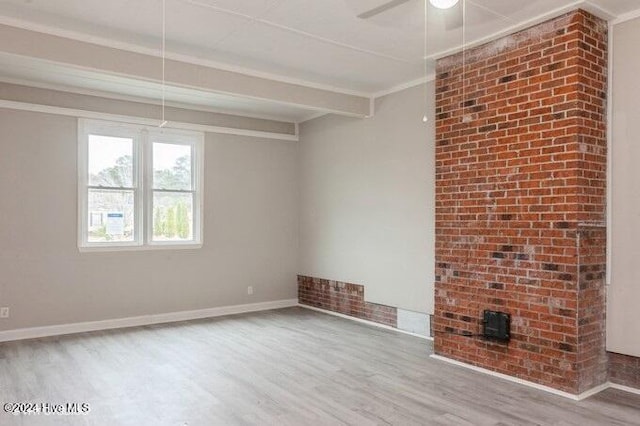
<box><xmin>298</xmin><ymin>275</ymin><xmax>397</xmax><ymax>327</ymax></box>
<box><xmin>609</xmin><ymin>352</ymin><xmax>640</xmax><ymax>389</ymax></box>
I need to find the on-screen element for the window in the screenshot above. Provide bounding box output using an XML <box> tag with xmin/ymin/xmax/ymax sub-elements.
<box><xmin>78</xmin><ymin>119</ymin><xmax>203</xmax><ymax>250</ymax></box>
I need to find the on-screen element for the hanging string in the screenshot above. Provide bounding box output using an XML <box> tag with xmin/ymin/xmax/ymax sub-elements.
<box><xmin>160</xmin><ymin>0</ymin><xmax>167</xmax><ymax>128</ymax></box>
<box><xmin>422</xmin><ymin>0</ymin><xmax>428</xmax><ymax>123</ymax></box>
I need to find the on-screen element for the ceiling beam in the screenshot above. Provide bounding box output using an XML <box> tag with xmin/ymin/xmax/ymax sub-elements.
<box><xmin>0</xmin><ymin>24</ymin><xmax>371</xmax><ymax>118</ymax></box>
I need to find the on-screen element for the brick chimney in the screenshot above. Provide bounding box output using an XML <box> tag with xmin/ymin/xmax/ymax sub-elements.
<box><xmin>433</xmin><ymin>10</ymin><xmax>608</xmax><ymax>394</ymax></box>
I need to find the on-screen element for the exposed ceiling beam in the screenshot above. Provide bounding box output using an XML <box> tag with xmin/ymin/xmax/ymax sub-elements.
<box><xmin>0</xmin><ymin>24</ymin><xmax>371</xmax><ymax>118</ymax></box>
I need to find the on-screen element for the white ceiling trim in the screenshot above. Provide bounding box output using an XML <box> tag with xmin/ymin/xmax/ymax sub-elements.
<box><xmin>372</xmin><ymin>74</ymin><xmax>435</xmax><ymax>99</ymax></box>
<box><xmin>579</xmin><ymin>0</ymin><xmax>618</xmax><ymax>20</ymax></box>
<box><xmin>429</xmin><ymin>0</ymin><xmax>616</xmax><ymax>60</ymax></box>
<box><xmin>0</xmin><ymin>15</ymin><xmax>371</xmax><ymax>99</ymax></box>
<box><xmin>0</xmin><ymin>99</ymin><xmax>299</xmax><ymax>141</ymax></box>
<box><xmin>298</xmin><ymin>111</ymin><xmax>329</xmax><ymax>124</ymax></box>
<box><xmin>0</xmin><ymin>75</ymin><xmax>302</xmax><ymax>123</ymax></box>
<box><xmin>611</xmin><ymin>5</ymin><xmax>640</xmax><ymax>24</ymax></box>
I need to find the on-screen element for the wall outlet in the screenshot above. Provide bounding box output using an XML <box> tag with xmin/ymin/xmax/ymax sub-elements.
<box><xmin>0</xmin><ymin>307</ymin><xmax>9</xmax><ymax>319</ymax></box>
<box><xmin>247</xmin><ymin>286</ymin><xmax>254</xmax><ymax>295</ymax></box>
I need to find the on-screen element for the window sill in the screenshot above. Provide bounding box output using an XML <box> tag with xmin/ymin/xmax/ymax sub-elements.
<box><xmin>78</xmin><ymin>243</ymin><xmax>203</xmax><ymax>253</ymax></box>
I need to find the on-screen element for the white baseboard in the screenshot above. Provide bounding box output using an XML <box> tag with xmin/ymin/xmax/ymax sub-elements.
<box><xmin>609</xmin><ymin>382</ymin><xmax>640</xmax><ymax>396</ymax></box>
<box><xmin>430</xmin><ymin>354</ymin><xmax>634</xmax><ymax>401</ymax></box>
<box><xmin>298</xmin><ymin>303</ymin><xmax>433</xmax><ymax>341</ymax></box>
<box><xmin>0</xmin><ymin>299</ymin><xmax>298</xmax><ymax>343</ymax></box>
<box><xmin>576</xmin><ymin>382</ymin><xmax>613</xmax><ymax>400</ymax></box>
<box><xmin>3</xmin><ymin>301</ymin><xmax>639</xmax><ymax>399</ymax></box>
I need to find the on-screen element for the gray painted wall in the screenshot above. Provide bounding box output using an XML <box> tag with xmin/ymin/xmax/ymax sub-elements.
<box><xmin>0</xmin><ymin>108</ymin><xmax>299</xmax><ymax>330</ymax></box>
<box><xmin>298</xmin><ymin>83</ymin><xmax>436</xmax><ymax>314</ymax></box>
<box><xmin>608</xmin><ymin>16</ymin><xmax>640</xmax><ymax>358</ymax></box>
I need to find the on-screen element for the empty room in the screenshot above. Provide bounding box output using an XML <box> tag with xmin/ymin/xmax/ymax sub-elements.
<box><xmin>0</xmin><ymin>0</ymin><xmax>639</xmax><ymax>424</ymax></box>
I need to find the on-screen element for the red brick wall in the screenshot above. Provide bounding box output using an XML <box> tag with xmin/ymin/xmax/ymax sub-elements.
<box><xmin>609</xmin><ymin>352</ymin><xmax>640</xmax><ymax>389</ymax></box>
<box><xmin>434</xmin><ymin>10</ymin><xmax>608</xmax><ymax>394</ymax></box>
<box><xmin>298</xmin><ymin>275</ymin><xmax>397</xmax><ymax>327</ymax></box>
<box><xmin>576</xmin><ymin>226</ymin><xmax>608</xmax><ymax>391</ymax></box>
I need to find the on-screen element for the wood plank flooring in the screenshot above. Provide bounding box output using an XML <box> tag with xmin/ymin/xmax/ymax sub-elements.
<box><xmin>0</xmin><ymin>307</ymin><xmax>639</xmax><ymax>425</ymax></box>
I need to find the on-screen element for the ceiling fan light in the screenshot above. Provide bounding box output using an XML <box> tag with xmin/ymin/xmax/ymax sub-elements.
<box><xmin>429</xmin><ymin>0</ymin><xmax>459</xmax><ymax>9</ymax></box>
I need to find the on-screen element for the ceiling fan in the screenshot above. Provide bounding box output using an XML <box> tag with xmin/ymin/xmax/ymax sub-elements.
<box><xmin>357</xmin><ymin>0</ymin><xmax>463</xmax><ymax>30</ymax></box>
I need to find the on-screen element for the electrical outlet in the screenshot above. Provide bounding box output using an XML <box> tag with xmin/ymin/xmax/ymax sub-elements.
<box><xmin>247</xmin><ymin>286</ymin><xmax>254</xmax><ymax>295</ymax></box>
<box><xmin>0</xmin><ymin>307</ymin><xmax>9</xmax><ymax>319</ymax></box>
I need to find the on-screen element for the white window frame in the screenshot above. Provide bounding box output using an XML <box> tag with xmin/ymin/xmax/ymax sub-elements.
<box><xmin>78</xmin><ymin>118</ymin><xmax>204</xmax><ymax>251</ymax></box>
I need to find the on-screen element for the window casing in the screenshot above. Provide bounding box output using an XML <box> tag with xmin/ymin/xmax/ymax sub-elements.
<box><xmin>78</xmin><ymin>119</ymin><xmax>203</xmax><ymax>251</ymax></box>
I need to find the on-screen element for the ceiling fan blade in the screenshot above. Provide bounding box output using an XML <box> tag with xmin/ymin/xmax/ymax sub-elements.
<box><xmin>357</xmin><ymin>0</ymin><xmax>412</xmax><ymax>19</ymax></box>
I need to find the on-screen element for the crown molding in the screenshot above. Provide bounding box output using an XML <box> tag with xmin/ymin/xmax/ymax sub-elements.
<box><xmin>611</xmin><ymin>6</ymin><xmax>640</xmax><ymax>25</ymax></box>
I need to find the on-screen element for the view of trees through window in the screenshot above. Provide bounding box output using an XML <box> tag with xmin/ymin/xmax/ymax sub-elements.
<box><xmin>152</xmin><ymin>142</ymin><xmax>194</xmax><ymax>242</ymax></box>
<box><xmin>87</xmin><ymin>135</ymin><xmax>134</xmax><ymax>243</ymax></box>
<box><xmin>87</xmin><ymin>137</ymin><xmax>194</xmax><ymax>243</ymax></box>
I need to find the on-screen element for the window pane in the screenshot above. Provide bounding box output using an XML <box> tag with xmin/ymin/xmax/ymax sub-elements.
<box><xmin>88</xmin><ymin>189</ymin><xmax>135</xmax><ymax>242</ymax></box>
<box><xmin>88</xmin><ymin>135</ymin><xmax>133</xmax><ymax>187</ymax></box>
<box><xmin>152</xmin><ymin>192</ymin><xmax>193</xmax><ymax>242</ymax></box>
<box><xmin>153</xmin><ymin>143</ymin><xmax>192</xmax><ymax>190</ymax></box>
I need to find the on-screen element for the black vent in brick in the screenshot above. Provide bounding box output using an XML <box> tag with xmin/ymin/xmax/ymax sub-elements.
<box><xmin>482</xmin><ymin>310</ymin><xmax>511</xmax><ymax>341</ymax></box>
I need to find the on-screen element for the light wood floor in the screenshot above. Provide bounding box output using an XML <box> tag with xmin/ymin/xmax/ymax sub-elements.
<box><xmin>0</xmin><ymin>307</ymin><xmax>639</xmax><ymax>426</ymax></box>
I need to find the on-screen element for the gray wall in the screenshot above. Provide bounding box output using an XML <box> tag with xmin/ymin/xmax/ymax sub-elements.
<box><xmin>0</xmin><ymin>108</ymin><xmax>298</xmax><ymax>330</ymax></box>
<box><xmin>298</xmin><ymin>83</ymin><xmax>435</xmax><ymax>314</ymax></box>
<box><xmin>608</xmin><ymin>16</ymin><xmax>640</xmax><ymax>358</ymax></box>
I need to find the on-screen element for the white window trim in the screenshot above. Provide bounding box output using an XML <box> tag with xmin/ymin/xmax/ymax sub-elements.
<box><xmin>78</xmin><ymin>118</ymin><xmax>204</xmax><ymax>252</ymax></box>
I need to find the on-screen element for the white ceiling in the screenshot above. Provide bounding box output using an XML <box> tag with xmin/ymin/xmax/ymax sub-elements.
<box><xmin>0</xmin><ymin>0</ymin><xmax>639</xmax><ymax>120</ymax></box>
